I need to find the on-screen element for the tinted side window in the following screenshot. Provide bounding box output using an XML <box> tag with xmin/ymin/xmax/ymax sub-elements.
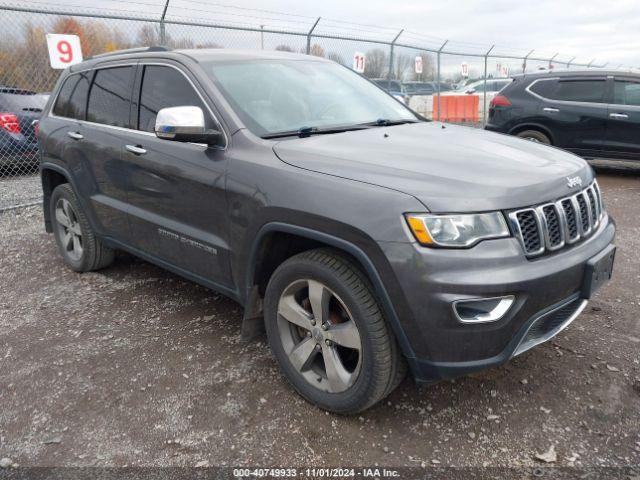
<box><xmin>533</xmin><ymin>79</ymin><xmax>606</xmax><ymax>103</ymax></box>
<box><xmin>67</xmin><ymin>72</ymin><xmax>91</xmax><ymax>120</ymax></box>
<box><xmin>138</xmin><ymin>65</ymin><xmax>213</xmax><ymax>133</ymax></box>
<box><xmin>614</xmin><ymin>81</ymin><xmax>640</xmax><ymax>106</ymax></box>
<box><xmin>529</xmin><ymin>79</ymin><xmax>558</xmax><ymax>98</ymax></box>
<box><xmin>87</xmin><ymin>66</ymin><xmax>133</xmax><ymax>127</ymax></box>
<box><xmin>52</xmin><ymin>76</ymin><xmax>78</xmax><ymax>117</ymax></box>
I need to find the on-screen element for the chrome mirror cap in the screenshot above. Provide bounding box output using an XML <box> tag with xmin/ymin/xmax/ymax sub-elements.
<box><xmin>155</xmin><ymin>106</ymin><xmax>205</xmax><ymax>140</ymax></box>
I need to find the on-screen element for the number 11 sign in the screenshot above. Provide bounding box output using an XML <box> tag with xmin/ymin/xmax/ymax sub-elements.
<box><xmin>46</xmin><ymin>34</ymin><xmax>83</xmax><ymax>69</ymax></box>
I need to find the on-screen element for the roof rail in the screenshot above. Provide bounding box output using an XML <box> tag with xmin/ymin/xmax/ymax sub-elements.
<box><xmin>88</xmin><ymin>45</ymin><xmax>171</xmax><ymax>60</ymax></box>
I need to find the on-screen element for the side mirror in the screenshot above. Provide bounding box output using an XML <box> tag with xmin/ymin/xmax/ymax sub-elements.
<box><xmin>155</xmin><ymin>106</ymin><xmax>222</xmax><ymax>146</ymax></box>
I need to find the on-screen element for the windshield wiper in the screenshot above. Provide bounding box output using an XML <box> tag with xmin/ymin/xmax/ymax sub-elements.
<box><xmin>361</xmin><ymin>118</ymin><xmax>420</xmax><ymax>127</ymax></box>
<box><xmin>261</xmin><ymin>125</ymin><xmax>369</xmax><ymax>139</ymax></box>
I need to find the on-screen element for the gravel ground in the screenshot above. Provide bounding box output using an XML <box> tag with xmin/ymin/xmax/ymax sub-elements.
<box><xmin>0</xmin><ymin>174</ymin><xmax>41</xmax><ymax>210</ymax></box>
<box><xmin>0</xmin><ymin>171</ymin><xmax>638</xmax><ymax>471</ymax></box>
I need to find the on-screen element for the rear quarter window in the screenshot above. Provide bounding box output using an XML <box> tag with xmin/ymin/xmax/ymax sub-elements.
<box><xmin>530</xmin><ymin>78</ymin><xmax>606</xmax><ymax>103</ymax></box>
<box><xmin>52</xmin><ymin>73</ymin><xmax>91</xmax><ymax>120</ymax></box>
<box><xmin>52</xmin><ymin>76</ymin><xmax>78</xmax><ymax>117</ymax></box>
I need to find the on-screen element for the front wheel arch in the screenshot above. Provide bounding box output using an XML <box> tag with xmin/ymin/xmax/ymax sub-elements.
<box><xmin>243</xmin><ymin>222</ymin><xmax>416</xmax><ymax>364</ymax></box>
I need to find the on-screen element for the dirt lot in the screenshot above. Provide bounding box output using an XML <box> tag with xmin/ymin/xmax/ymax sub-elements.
<box><xmin>0</xmin><ymin>171</ymin><xmax>638</xmax><ymax>471</ymax></box>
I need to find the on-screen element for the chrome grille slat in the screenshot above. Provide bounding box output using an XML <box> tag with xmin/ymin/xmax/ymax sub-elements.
<box><xmin>559</xmin><ymin>198</ymin><xmax>580</xmax><ymax>244</ymax></box>
<box><xmin>511</xmin><ymin>181</ymin><xmax>604</xmax><ymax>258</ymax></box>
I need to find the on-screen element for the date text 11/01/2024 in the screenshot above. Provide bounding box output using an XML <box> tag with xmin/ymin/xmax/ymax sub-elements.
<box><xmin>232</xmin><ymin>468</ymin><xmax>401</xmax><ymax>478</ymax></box>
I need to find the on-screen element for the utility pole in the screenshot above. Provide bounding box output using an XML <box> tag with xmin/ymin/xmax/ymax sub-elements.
<box><xmin>436</xmin><ymin>40</ymin><xmax>448</xmax><ymax>122</ymax></box>
<box><xmin>387</xmin><ymin>29</ymin><xmax>404</xmax><ymax>89</ymax></box>
<box><xmin>306</xmin><ymin>17</ymin><xmax>321</xmax><ymax>55</ymax></box>
<box><xmin>159</xmin><ymin>0</ymin><xmax>170</xmax><ymax>45</ymax></box>
<box><xmin>260</xmin><ymin>25</ymin><xmax>264</xmax><ymax>50</ymax></box>
<box><xmin>483</xmin><ymin>45</ymin><xmax>495</xmax><ymax>126</ymax></box>
<box><xmin>522</xmin><ymin>49</ymin><xmax>534</xmax><ymax>73</ymax></box>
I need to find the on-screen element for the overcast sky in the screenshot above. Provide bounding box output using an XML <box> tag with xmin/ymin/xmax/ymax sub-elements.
<box><xmin>226</xmin><ymin>0</ymin><xmax>640</xmax><ymax>67</ymax></box>
<box><xmin>17</xmin><ymin>0</ymin><xmax>640</xmax><ymax>67</ymax></box>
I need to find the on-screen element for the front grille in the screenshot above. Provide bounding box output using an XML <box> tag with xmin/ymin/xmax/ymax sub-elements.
<box><xmin>560</xmin><ymin>199</ymin><xmax>579</xmax><ymax>240</ymax></box>
<box><xmin>510</xmin><ymin>181</ymin><xmax>604</xmax><ymax>258</ymax></box>
<box><xmin>576</xmin><ymin>194</ymin><xmax>590</xmax><ymax>233</ymax></box>
<box><xmin>514</xmin><ymin>297</ymin><xmax>586</xmax><ymax>356</ymax></box>
<box><xmin>542</xmin><ymin>205</ymin><xmax>562</xmax><ymax>248</ymax></box>
<box><xmin>515</xmin><ymin>210</ymin><xmax>542</xmax><ymax>254</ymax></box>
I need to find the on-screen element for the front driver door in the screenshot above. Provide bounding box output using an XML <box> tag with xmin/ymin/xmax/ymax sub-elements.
<box><xmin>119</xmin><ymin>63</ymin><xmax>232</xmax><ymax>289</ymax></box>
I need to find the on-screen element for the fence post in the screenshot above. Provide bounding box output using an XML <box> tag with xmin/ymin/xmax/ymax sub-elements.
<box><xmin>566</xmin><ymin>56</ymin><xmax>576</xmax><ymax>69</ymax></box>
<box><xmin>306</xmin><ymin>17</ymin><xmax>321</xmax><ymax>54</ymax></box>
<box><xmin>548</xmin><ymin>52</ymin><xmax>558</xmax><ymax>70</ymax></box>
<box><xmin>436</xmin><ymin>40</ymin><xmax>448</xmax><ymax>122</ymax></box>
<box><xmin>587</xmin><ymin>58</ymin><xmax>596</xmax><ymax>68</ymax></box>
<box><xmin>159</xmin><ymin>0</ymin><xmax>170</xmax><ymax>45</ymax></box>
<box><xmin>387</xmin><ymin>29</ymin><xmax>403</xmax><ymax>89</ymax></box>
<box><xmin>483</xmin><ymin>45</ymin><xmax>494</xmax><ymax>127</ymax></box>
<box><xmin>522</xmin><ymin>49</ymin><xmax>534</xmax><ymax>73</ymax></box>
<box><xmin>260</xmin><ymin>25</ymin><xmax>264</xmax><ymax>50</ymax></box>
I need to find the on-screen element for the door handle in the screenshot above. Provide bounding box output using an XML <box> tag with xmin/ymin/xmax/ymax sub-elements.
<box><xmin>67</xmin><ymin>131</ymin><xmax>83</xmax><ymax>140</ymax></box>
<box><xmin>609</xmin><ymin>113</ymin><xmax>629</xmax><ymax>119</ymax></box>
<box><xmin>125</xmin><ymin>144</ymin><xmax>147</xmax><ymax>155</ymax></box>
<box><xmin>543</xmin><ymin>107</ymin><xmax>560</xmax><ymax>113</ymax></box>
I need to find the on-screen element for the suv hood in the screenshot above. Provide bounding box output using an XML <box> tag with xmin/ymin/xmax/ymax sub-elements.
<box><xmin>272</xmin><ymin>122</ymin><xmax>592</xmax><ymax>212</ymax></box>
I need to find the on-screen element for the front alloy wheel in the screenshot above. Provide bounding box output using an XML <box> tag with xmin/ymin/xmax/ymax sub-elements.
<box><xmin>277</xmin><ymin>279</ymin><xmax>362</xmax><ymax>393</ymax></box>
<box><xmin>264</xmin><ymin>249</ymin><xmax>406</xmax><ymax>414</ymax></box>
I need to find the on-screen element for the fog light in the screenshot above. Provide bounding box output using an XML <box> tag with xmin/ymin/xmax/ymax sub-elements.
<box><xmin>453</xmin><ymin>295</ymin><xmax>515</xmax><ymax>323</ymax></box>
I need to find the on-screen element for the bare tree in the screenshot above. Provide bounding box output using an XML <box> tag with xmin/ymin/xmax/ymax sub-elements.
<box><xmin>327</xmin><ymin>52</ymin><xmax>346</xmax><ymax>65</ymax></box>
<box><xmin>393</xmin><ymin>53</ymin><xmax>412</xmax><ymax>81</ymax></box>
<box><xmin>275</xmin><ymin>44</ymin><xmax>295</xmax><ymax>52</ymax></box>
<box><xmin>137</xmin><ymin>24</ymin><xmax>161</xmax><ymax>46</ymax></box>
<box><xmin>309</xmin><ymin>43</ymin><xmax>325</xmax><ymax>57</ymax></box>
<box><xmin>363</xmin><ymin>48</ymin><xmax>388</xmax><ymax>78</ymax></box>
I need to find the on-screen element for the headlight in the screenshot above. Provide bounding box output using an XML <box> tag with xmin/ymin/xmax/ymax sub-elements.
<box><xmin>405</xmin><ymin>212</ymin><xmax>510</xmax><ymax>247</ymax></box>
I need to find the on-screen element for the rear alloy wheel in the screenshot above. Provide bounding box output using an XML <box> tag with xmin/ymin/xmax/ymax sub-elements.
<box><xmin>50</xmin><ymin>183</ymin><xmax>115</xmax><ymax>272</ymax></box>
<box><xmin>264</xmin><ymin>249</ymin><xmax>406</xmax><ymax>414</ymax></box>
<box><xmin>516</xmin><ymin>129</ymin><xmax>551</xmax><ymax>145</ymax></box>
<box><xmin>54</xmin><ymin>198</ymin><xmax>84</xmax><ymax>262</ymax></box>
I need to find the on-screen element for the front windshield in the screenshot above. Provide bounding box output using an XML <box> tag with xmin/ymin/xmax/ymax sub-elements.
<box><xmin>203</xmin><ymin>59</ymin><xmax>418</xmax><ymax>137</ymax></box>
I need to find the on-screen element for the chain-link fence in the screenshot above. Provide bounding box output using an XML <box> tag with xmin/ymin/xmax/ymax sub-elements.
<box><xmin>0</xmin><ymin>2</ymin><xmax>609</xmax><ymax>209</ymax></box>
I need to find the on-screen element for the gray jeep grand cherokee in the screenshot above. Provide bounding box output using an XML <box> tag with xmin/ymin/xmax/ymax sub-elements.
<box><xmin>38</xmin><ymin>47</ymin><xmax>616</xmax><ymax>413</ymax></box>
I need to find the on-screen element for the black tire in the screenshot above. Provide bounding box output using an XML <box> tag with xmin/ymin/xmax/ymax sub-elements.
<box><xmin>50</xmin><ymin>183</ymin><xmax>115</xmax><ymax>272</ymax></box>
<box><xmin>516</xmin><ymin>129</ymin><xmax>551</xmax><ymax>145</ymax></box>
<box><xmin>264</xmin><ymin>248</ymin><xmax>406</xmax><ymax>414</ymax></box>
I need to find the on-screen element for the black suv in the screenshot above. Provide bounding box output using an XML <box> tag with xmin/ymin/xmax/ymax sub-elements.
<box><xmin>38</xmin><ymin>48</ymin><xmax>616</xmax><ymax>413</ymax></box>
<box><xmin>486</xmin><ymin>70</ymin><xmax>640</xmax><ymax>162</ymax></box>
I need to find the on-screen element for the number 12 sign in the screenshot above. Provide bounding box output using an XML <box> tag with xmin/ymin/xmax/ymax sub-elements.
<box><xmin>46</xmin><ymin>34</ymin><xmax>83</xmax><ymax>69</ymax></box>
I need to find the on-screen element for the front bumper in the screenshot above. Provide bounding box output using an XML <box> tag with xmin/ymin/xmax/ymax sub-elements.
<box><xmin>379</xmin><ymin>213</ymin><xmax>616</xmax><ymax>383</ymax></box>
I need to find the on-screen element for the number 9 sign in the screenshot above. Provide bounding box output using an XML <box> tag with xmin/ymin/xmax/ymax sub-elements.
<box><xmin>46</xmin><ymin>34</ymin><xmax>83</xmax><ymax>69</ymax></box>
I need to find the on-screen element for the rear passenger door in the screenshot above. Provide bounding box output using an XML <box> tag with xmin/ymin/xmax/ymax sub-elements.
<box><xmin>529</xmin><ymin>77</ymin><xmax>608</xmax><ymax>157</ymax></box>
<box><xmin>81</xmin><ymin>63</ymin><xmax>137</xmax><ymax>240</ymax></box>
<box><xmin>48</xmin><ymin>68</ymin><xmax>132</xmax><ymax>241</ymax></box>
<box><xmin>602</xmin><ymin>77</ymin><xmax>640</xmax><ymax>160</ymax></box>
<box><xmin>118</xmin><ymin>62</ymin><xmax>232</xmax><ymax>288</ymax></box>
